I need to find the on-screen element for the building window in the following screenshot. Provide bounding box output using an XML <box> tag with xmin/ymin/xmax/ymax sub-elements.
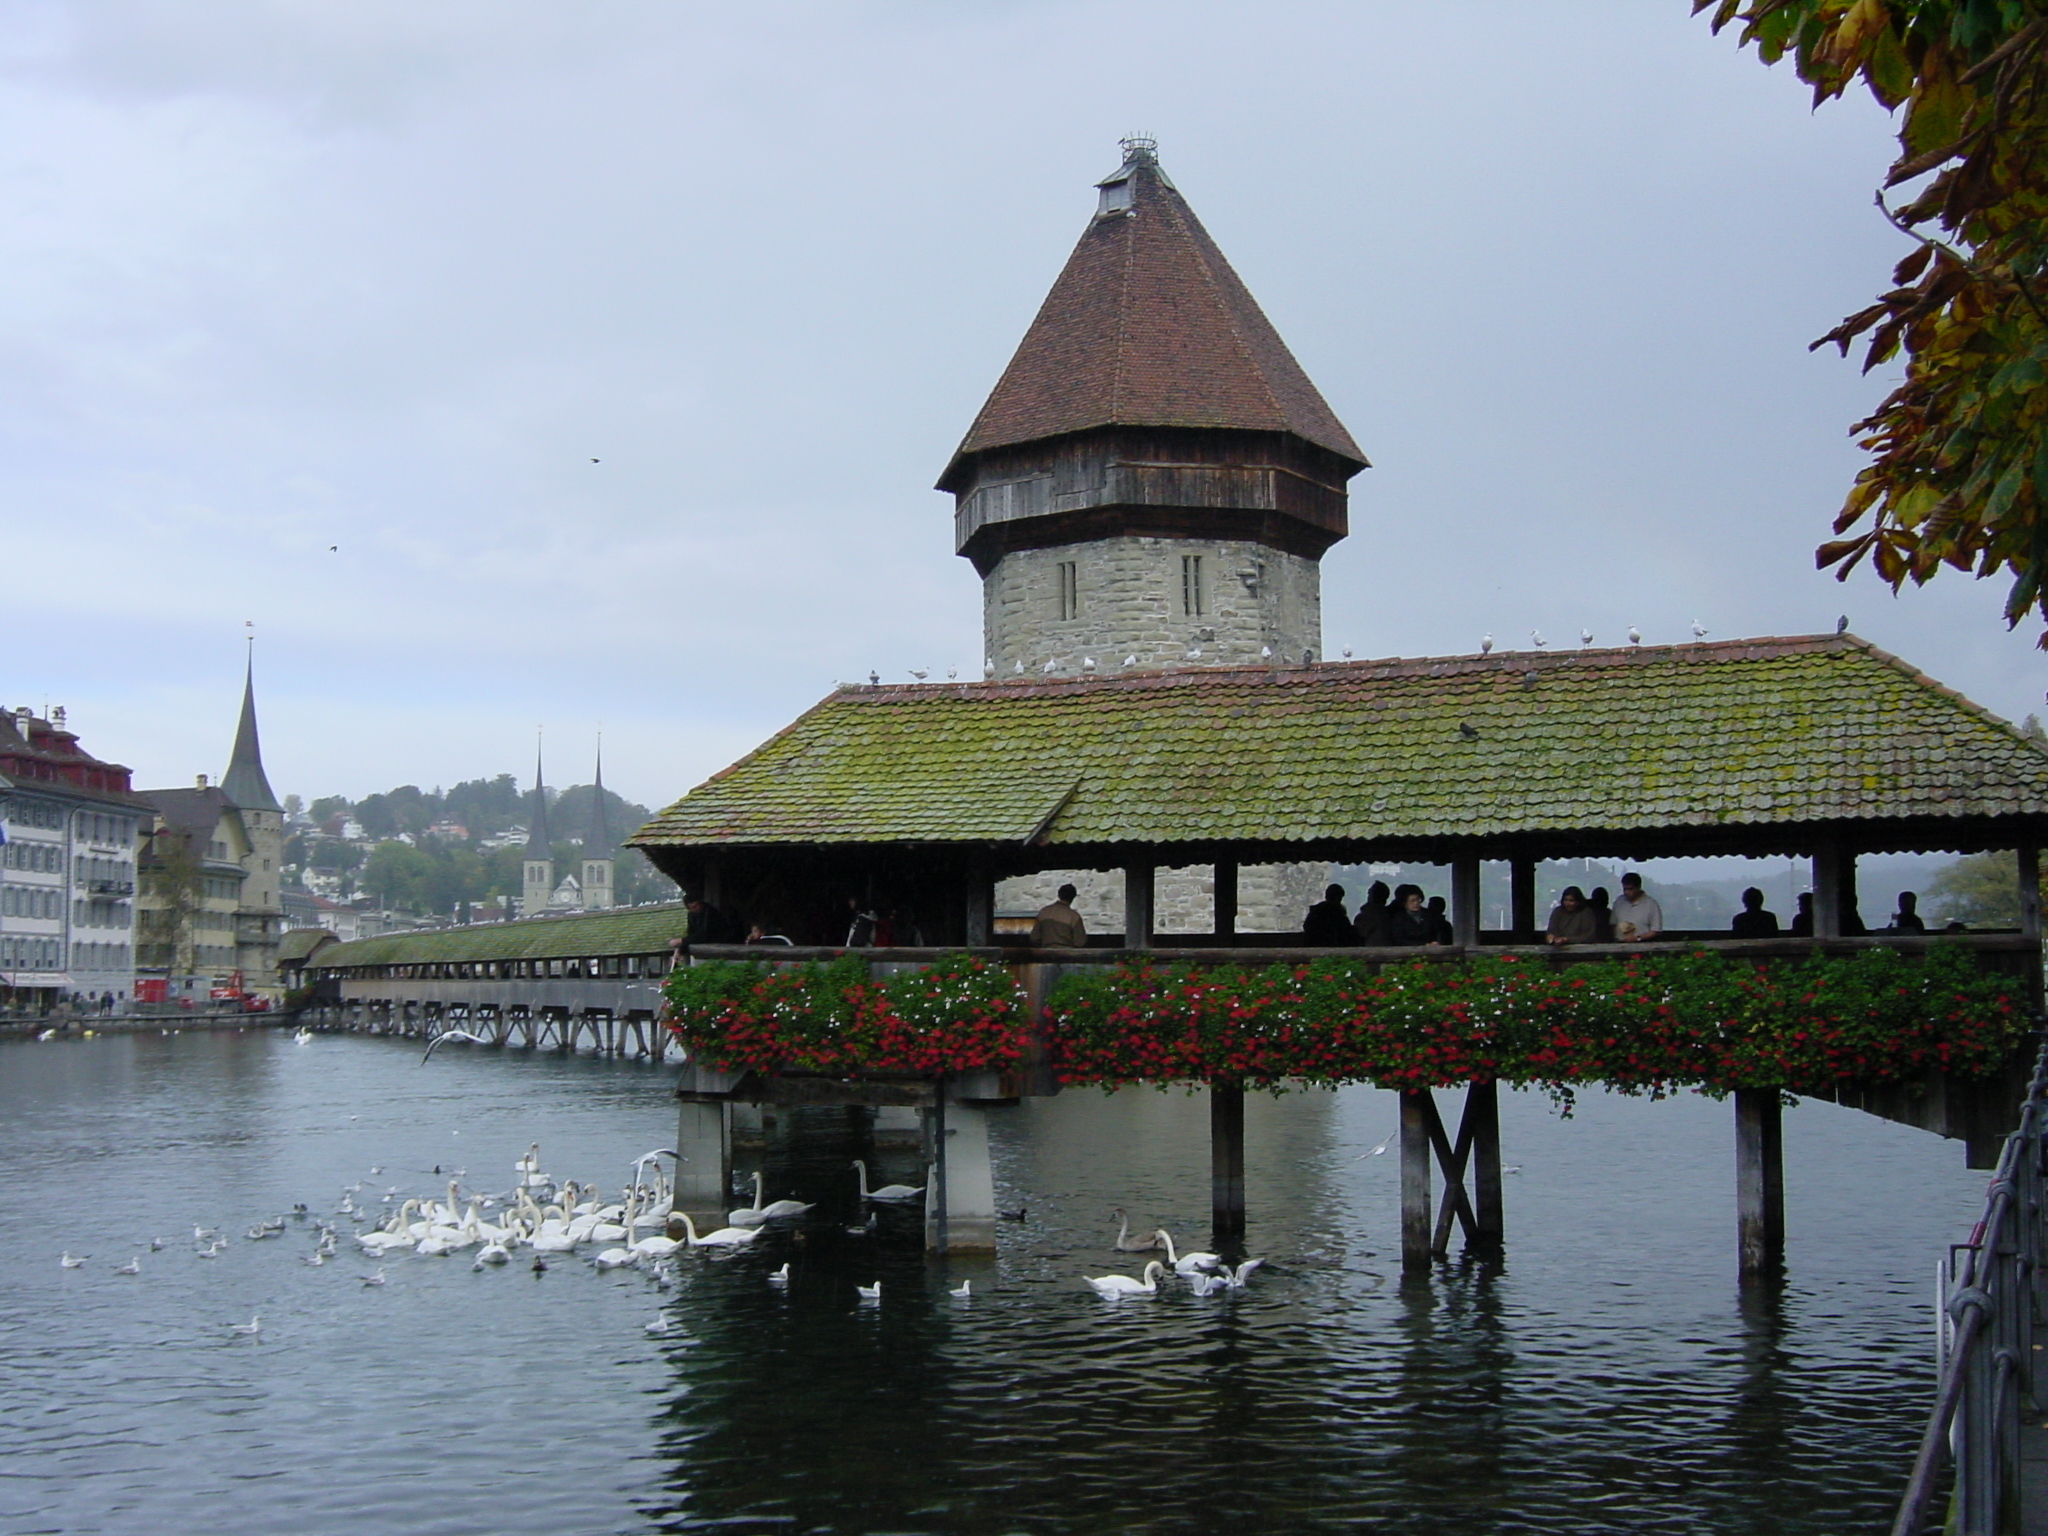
<box><xmin>1057</xmin><ymin>561</ymin><xmax>1080</xmax><ymax>621</ymax></box>
<box><xmin>1181</xmin><ymin>554</ymin><xmax>1205</xmax><ymax>617</ymax></box>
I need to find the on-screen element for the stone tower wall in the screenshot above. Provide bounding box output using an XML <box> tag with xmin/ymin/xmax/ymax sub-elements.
<box><xmin>984</xmin><ymin>536</ymin><xmax>1321</xmax><ymax>676</ymax></box>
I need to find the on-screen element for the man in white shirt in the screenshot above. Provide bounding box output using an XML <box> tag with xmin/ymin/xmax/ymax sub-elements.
<box><xmin>1611</xmin><ymin>871</ymin><xmax>1663</xmax><ymax>942</ymax></box>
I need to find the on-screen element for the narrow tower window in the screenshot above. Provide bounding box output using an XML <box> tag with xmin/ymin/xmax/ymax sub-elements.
<box><xmin>1181</xmin><ymin>554</ymin><xmax>1205</xmax><ymax>617</ymax></box>
<box><xmin>1057</xmin><ymin>561</ymin><xmax>1080</xmax><ymax>621</ymax></box>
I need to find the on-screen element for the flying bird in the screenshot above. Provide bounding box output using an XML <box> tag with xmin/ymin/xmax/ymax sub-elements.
<box><xmin>591</xmin><ymin>458</ymin><xmax>600</xmax><ymax>463</ymax></box>
<box><xmin>421</xmin><ymin>1028</ymin><xmax>491</xmax><ymax>1064</ymax></box>
<box><xmin>328</xmin><ymin>545</ymin><xmax>338</xmax><ymax>553</ymax></box>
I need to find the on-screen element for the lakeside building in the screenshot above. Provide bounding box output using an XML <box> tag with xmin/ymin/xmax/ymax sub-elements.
<box><xmin>135</xmin><ymin>664</ymin><xmax>286</xmax><ymax>1005</ymax></box>
<box><xmin>0</xmin><ymin>706</ymin><xmax>147</xmax><ymax>1009</ymax></box>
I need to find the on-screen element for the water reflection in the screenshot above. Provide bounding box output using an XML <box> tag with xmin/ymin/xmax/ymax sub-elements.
<box><xmin>0</xmin><ymin>1034</ymin><xmax>1990</xmax><ymax>1536</ymax></box>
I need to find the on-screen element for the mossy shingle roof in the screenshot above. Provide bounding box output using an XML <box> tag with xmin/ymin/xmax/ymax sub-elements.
<box><xmin>312</xmin><ymin>905</ymin><xmax>690</xmax><ymax>971</ymax></box>
<box><xmin>630</xmin><ymin>635</ymin><xmax>2048</xmax><ymax>855</ymax></box>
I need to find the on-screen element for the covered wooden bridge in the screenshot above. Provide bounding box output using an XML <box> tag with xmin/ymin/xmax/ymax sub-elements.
<box><xmin>625</xmin><ymin>632</ymin><xmax>2048</xmax><ymax>1271</ymax></box>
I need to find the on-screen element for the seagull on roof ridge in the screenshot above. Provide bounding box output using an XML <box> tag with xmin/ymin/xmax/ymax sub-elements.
<box><xmin>1260</xmin><ymin>645</ymin><xmax>1272</xmax><ymax>659</ymax></box>
<box><xmin>1124</xmin><ymin>654</ymin><xmax>1138</xmax><ymax>667</ymax></box>
<box><xmin>1480</xmin><ymin>634</ymin><xmax>1493</xmax><ymax>654</ymax></box>
<box><xmin>1691</xmin><ymin>620</ymin><xmax>1708</xmax><ymax>639</ymax></box>
<box><xmin>1185</xmin><ymin>647</ymin><xmax>1202</xmax><ymax>661</ymax></box>
<box><xmin>1836</xmin><ymin>614</ymin><xmax>1849</xmax><ymax>635</ymax></box>
<box><xmin>1013</xmin><ymin>659</ymin><xmax>1024</xmax><ymax>675</ymax></box>
<box><xmin>1531</xmin><ymin>630</ymin><xmax>1547</xmax><ymax>648</ymax></box>
<box><xmin>1341</xmin><ymin>647</ymin><xmax>1352</xmax><ymax>659</ymax></box>
<box><xmin>1627</xmin><ymin>626</ymin><xmax>1641</xmax><ymax>646</ymax></box>
<box><xmin>908</xmin><ymin>667</ymin><xmax>929</xmax><ymax>680</ymax></box>
<box><xmin>947</xmin><ymin>667</ymin><xmax>957</xmax><ymax>680</ymax></box>
<box><xmin>1083</xmin><ymin>656</ymin><xmax>1097</xmax><ymax>671</ymax></box>
<box><xmin>868</xmin><ymin>670</ymin><xmax>879</xmax><ymax>686</ymax></box>
<box><xmin>1042</xmin><ymin>657</ymin><xmax>1057</xmax><ymax>674</ymax></box>
<box><xmin>1580</xmin><ymin>629</ymin><xmax>1593</xmax><ymax>646</ymax></box>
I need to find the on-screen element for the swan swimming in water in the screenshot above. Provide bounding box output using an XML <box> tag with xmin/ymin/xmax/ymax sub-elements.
<box><xmin>730</xmin><ymin>1172</ymin><xmax>813</xmax><ymax>1226</ymax></box>
<box><xmin>1110</xmin><ymin>1209</ymin><xmax>1165</xmax><ymax>1251</ymax></box>
<box><xmin>1085</xmin><ymin>1261</ymin><xmax>1167</xmax><ymax>1298</ymax></box>
<box><xmin>852</xmin><ymin>1160</ymin><xmax>923</xmax><ymax>1202</ymax></box>
<box><xmin>1154</xmin><ymin>1230</ymin><xmax>1223</xmax><ymax>1276</ymax></box>
<box><xmin>665</xmin><ymin>1212</ymin><xmax>758</xmax><ymax>1250</ymax></box>
<box><xmin>856</xmin><ymin>1281</ymin><xmax>881</xmax><ymax>1302</ymax></box>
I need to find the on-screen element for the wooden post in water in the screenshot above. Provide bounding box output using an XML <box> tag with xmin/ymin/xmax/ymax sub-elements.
<box><xmin>1211</xmin><ymin>1079</ymin><xmax>1246</xmax><ymax>1247</ymax></box>
<box><xmin>1400</xmin><ymin>1089</ymin><xmax>1433</xmax><ymax>1271</ymax></box>
<box><xmin>1735</xmin><ymin>1088</ymin><xmax>1785</xmax><ymax>1279</ymax></box>
<box><xmin>1469</xmin><ymin>1079</ymin><xmax>1504</xmax><ymax>1255</ymax></box>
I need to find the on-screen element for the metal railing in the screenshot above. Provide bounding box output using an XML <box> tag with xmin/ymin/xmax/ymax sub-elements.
<box><xmin>1893</xmin><ymin>1031</ymin><xmax>2048</xmax><ymax>1536</ymax></box>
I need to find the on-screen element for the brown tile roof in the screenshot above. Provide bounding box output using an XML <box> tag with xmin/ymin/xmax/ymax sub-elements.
<box><xmin>944</xmin><ymin>148</ymin><xmax>1366</xmax><ymax>478</ymax></box>
<box><xmin>629</xmin><ymin>635</ymin><xmax>2048</xmax><ymax>857</ymax></box>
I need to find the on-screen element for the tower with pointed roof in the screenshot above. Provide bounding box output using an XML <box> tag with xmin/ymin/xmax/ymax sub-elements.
<box><xmin>941</xmin><ymin>137</ymin><xmax>1366</xmax><ymax>676</ymax></box>
<box><xmin>221</xmin><ymin>655</ymin><xmax>284</xmax><ymax>988</ymax></box>
<box><xmin>580</xmin><ymin>739</ymin><xmax>615</xmax><ymax>912</ymax></box>
<box><xmin>944</xmin><ymin>140</ymin><xmax>1363</xmax><ymax>934</ymax></box>
<box><xmin>523</xmin><ymin>739</ymin><xmax>554</xmax><ymax>919</ymax></box>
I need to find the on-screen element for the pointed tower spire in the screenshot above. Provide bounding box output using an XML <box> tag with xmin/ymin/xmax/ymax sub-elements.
<box><xmin>580</xmin><ymin>733</ymin><xmax>616</xmax><ymax>911</ymax></box>
<box><xmin>585</xmin><ymin>735</ymin><xmax>613</xmax><ymax>850</ymax></box>
<box><xmin>220</xmin><ymin>644</ymin><xmax>281</xmax><ymax>812</ymax></box>
<box><xmin>523</xmin><ymin>729</ymin><xmax>555</xmax><ymax>918</ymax></box>
<box><xmin>525</xmin><ymin>734</ymin><xmax>551</xmax><ymax>851</ymax></box>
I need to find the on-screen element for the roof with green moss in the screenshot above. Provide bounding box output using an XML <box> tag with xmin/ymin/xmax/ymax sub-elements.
<box><xmin>310</xmin><ymin>904</ymin><xmax>690</xmax><ymax>971</ymax></box>
<box><xmin>628</xmin><ymin>635</ymin><xmax>2048</xmax><ymax>857</ymax></box>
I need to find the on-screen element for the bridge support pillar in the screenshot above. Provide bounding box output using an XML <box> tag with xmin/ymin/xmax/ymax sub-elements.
<box><xmin>1401</xmin><ymin>1090</ymin><xmax>1433</xmax><ymax>1271</ymax></box>
<box><xmin>1735</xmin><ymin>1087</ymin><xmax>1784</xmax><ymax>1280</ymax></box>
<box><xmin>924</xmin><ymin>1100</ymin><xmax>995</xmax><ymax>1253</ymax></box>
<box><xmin>1212</xmin><ymin>1079</ymin><xmax>1245</xmax><ymax>1247</ymax></box>
<box><xmin>670</xmin><ymin>1099</ymin><xmax>732</xmax><ymax>1233</ymax></box>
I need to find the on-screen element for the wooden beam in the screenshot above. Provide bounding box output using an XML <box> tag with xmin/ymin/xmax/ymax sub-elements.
<box><xmin>963</xmin><ymin>865</ymin><xmax>992</xmax><ymax>947</ymax></box>
<box><xmin>2019</xmin><ymin>845</ymin><xmax>2041</xmax><ymax>943</ymax></box>
<box><xmin>1469</xmin><ymin>1079</ymin><xmax>1504</xmax><ymax>1254</ymax></box>
<box><xmin>1811</xmin><ymin>844</ymin><xmax>1844</xmax><ymax>940</ymax></box>
<box><xmin>1124</xmin><ymin>863</ymin><xmax>1155</xmax><ymax>948</ymax></box>
<box><xmin>1510</xmin><ymin>858</ymin><xmax>1536</xmax><ymax>944</ymax></box>
<box><xmin>1211</xmin><ymin>1080</ymin><xmax>1246</xmax><ymax>1247</ymax></box>
<box><xmin>1214</xmin><ymin>860</ymin><xmax>1238</xmax><ymax>940</ymax></box>
<box><xmin>1451</xmin><ymin>856</ymin><xmax>1481</xmax><ymax>947</ymax></box>
<box><xmin>1735</xmin><ymin>1087</ymin><xmax>1785</xmax><ymax>1279</ymax></box>
<box><xmin>1400</xmin><ymin>1089</ymin><xmax>1433</xmax><ymax>1271</ymax></box>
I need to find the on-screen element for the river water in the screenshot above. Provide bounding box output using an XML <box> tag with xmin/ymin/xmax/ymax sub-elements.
<box><xmin>0</xmin><ymin>1029</ymin><xmax>1989</xmax><ymax>1535</ymax></box>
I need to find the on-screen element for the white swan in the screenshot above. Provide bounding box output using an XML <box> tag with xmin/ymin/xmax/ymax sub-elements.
<box><xmin>1085</xmin><ymin>1260</ymin><xmax>1166</xmax><ymax>1298</ymax></box>
<box><xmin>852</xmin><ymin>1159</ymin><xmax>924</xmax><ymax>1202</ymax></box>
<box><xmin>731</xmin><ymin>1172</ymin><xmax>813</xmax><ymax>1226</ymax></box>
<box><xmin>293</xmin><ymin>1027</ymin><xmax>313</xmax><ymax>1045</ymax></box>
<box><xmin>594</xmin><ymin>1247</ymin><xmax>635</xmax><ymax>1269</ymax></box>
<box><xmin>667</xmin><ymin>1212</ymin><xmax>759</xmax><ymax>1250</ymax></box>
<box><xmin>473</xmin><ymin>1236</ymin><xmax>512</xmax><ymax>1267</ymax></box>
<box><xmin>629</xmin><ymin>1233</ymin><xmax>685</xmax><ymax>1259</ymax></box>
<box><xmin>1110</xmin><ymin>1208</ymin><xmax>1165</xmax><ymax>1251</ymax></box>
<box><xmin>1155</xmin><ymin>1230</ymin><xmax>1223</xmax><ymax>1276</ymax></box>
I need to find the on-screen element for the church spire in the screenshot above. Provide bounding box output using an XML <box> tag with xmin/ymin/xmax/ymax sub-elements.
<box><xmin>585</xmin><ymin>736</ymin><xmax>612</xmax><ymax>850</ymax></box>
<box><xmin>220</xmin><ymin>648</ymin><xmax>281</xmax><ymax>813</ymax></box>
<box><xmin>525</xmin><ymin>734</ymin><xmax>551</xmax><ymax>851</ymax></box>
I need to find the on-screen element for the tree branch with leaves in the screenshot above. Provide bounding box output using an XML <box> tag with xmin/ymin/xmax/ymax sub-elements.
<box><xmin>1699</xmin><ymin>0</ymin><xmax>2048</xmax><ymax>638</ymax></box>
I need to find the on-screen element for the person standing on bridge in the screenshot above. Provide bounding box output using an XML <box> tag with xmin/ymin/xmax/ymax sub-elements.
<box><xmin>1611</xmin><ymin>872</ymin><xmax>1663</xmax><ymax>943</ymax></box>
<box><xmin>1546</xmin><ymin>886</ymin><xmax>1600</xmax><ymax>946</ymax></box>
<box><xmin>1302</xmin><ymin>884</ymin><xmax>1355</xmax><ymax>946</ymax></box>
<box><xmin>1730</xmin><ymin>887</ymin><xmax>1780</xmax><ymax>938</ymax></box>
<box><xmin>1031</xmin><ymin>884</ymin><xmax>1088</xmax><ymax>947</ymax></box>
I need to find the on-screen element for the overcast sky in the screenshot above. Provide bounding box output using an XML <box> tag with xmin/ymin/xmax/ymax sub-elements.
<box><xmin>8</xmin><ymin>1</ymin><xmax>2041</xmax><ymax>814</ymax></box>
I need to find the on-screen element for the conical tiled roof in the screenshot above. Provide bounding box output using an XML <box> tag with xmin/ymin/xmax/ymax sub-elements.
<box><xmin>220</xmin><ymin>658</ymin><xmax>281</xmax><ymax>813</ymax></box>
<box><xmin>943</xmin><ymin>141</ymin><xmax>1364</xmax><ymax>483</ymax></box>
